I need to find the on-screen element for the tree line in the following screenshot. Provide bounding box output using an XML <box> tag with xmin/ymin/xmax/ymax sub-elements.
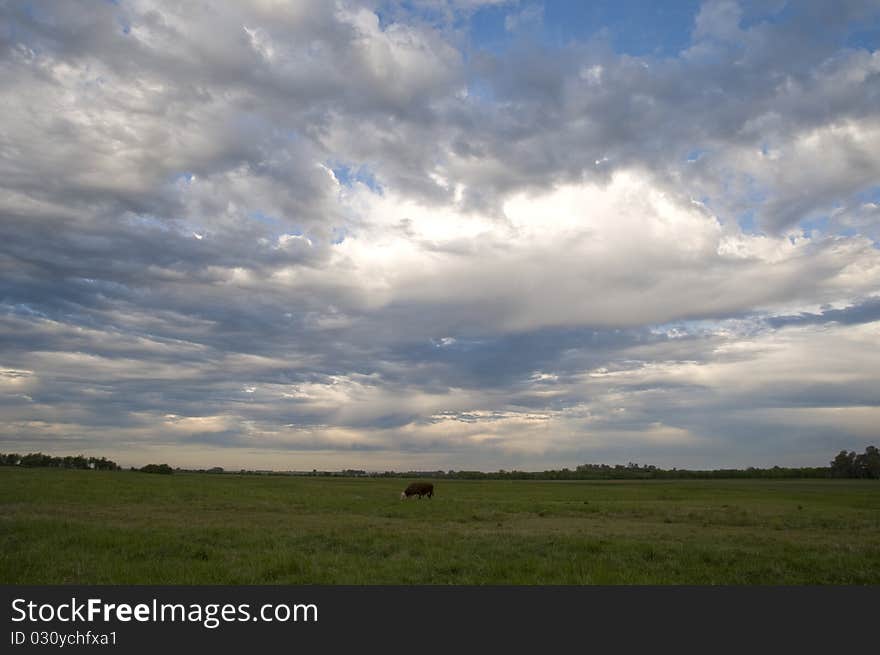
<box><xmin>1</xmin><ymin>446</ymin><xmax>878</xmax><ymax>479</ymax></box>
<box><xmin>0</xmin><ymin>452</ymin><xmax>120</xmax><ymax>470</ymax></box>
<box><xmin>338</xmin><ymin>445</ymin><xmax>880</xmax><ymax>480</ymax></box>
<box><xmin>368</xmin><ymin>463</ymin><xmax>833</xmax><ymax>480</ymax></box>
<box><xmin>0</xmin><ymin>453</ymin><xmax>174</xmax><ymax>474</ymax></box>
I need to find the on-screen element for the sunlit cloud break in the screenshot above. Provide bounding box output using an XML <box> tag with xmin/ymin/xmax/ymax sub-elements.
<box><xmin>1</xmin><ymin>0</ymin><xmax>879</xmax><ymax>470</ymax></box>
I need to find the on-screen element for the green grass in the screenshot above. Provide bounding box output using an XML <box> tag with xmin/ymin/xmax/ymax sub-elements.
<box><xmin>1</xmin><ymin>468</ymin><xmax>878</xmax><ymax>584</ymax></box>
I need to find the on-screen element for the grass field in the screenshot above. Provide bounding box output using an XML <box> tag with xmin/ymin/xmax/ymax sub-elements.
<box><xmin>2</xmin><ymin>467</ymin><xmax>879</xmax><ymax>584</ymax></box>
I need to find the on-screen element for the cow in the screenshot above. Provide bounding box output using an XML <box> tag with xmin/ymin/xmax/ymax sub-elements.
<box><xmin>400</xmin><ymin>481</ymin><xmax>434</xmax><ymax>499</ymax></box>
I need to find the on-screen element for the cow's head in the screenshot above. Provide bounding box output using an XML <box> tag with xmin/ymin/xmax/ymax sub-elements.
<box><xmin>400</xmin><ymin>491</ymin><xmax>407</xmax><ymax>500</ymax></box>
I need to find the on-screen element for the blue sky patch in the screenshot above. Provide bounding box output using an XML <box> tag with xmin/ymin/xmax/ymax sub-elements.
<box><xmin>329</xmin><ymin>162</ymin><xmax>383</xmax><ymax>194</ymax></box>
<box><xmin>798</xmin><ymin>215</ymin><xmax>829</xmax><ymax>237</ymax></box>
<box><xmin>737</xmin><ymin>210</ymin><xmax>758</xmax><ymax>234</ymax></box>
<box><xmin>685</xmin><ymin>148</ymin><xmax>708</xmax><ymax>163</ymax></box>
<box><xmin>467</xmin><ymin>0</ymin><xmax>702</xmax><ymax>56</ymax></box>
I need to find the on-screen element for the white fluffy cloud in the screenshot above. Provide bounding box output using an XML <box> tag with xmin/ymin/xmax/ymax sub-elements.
<box><xmin>325</xmin><ymin>169</ymin><xmax>880</xmax><ymax>333</ymax></box>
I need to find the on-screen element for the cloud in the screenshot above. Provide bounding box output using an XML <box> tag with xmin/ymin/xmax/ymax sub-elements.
<box><xmin>329</xmin><ymin>168</ymin><xmax>880</xmax><ymax>333</ymax></box>
<box><xmin>1</xmin><ymin>0</ymin><xmax>878</xmax><ymax>469</ymax></box>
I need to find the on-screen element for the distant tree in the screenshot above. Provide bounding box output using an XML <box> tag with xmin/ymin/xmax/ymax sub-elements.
<box><xmin>830</xmin><ymin>450</ymin><xmax>856</xmax><ymax>478</ymax></box>
<box><xmin>829</xmin><ymin>447</ymin><xmax>880</xmax><ymax>479</ymax></box>
<box><xmin>140</xmin><ymin>463</ymin><xmax>173</xmax><ymax>474</ymax></box>
<box><xmin>89</xmin><ymin>456</ymin><xmax>120</xmax><ymax>471</ymax></box>
<box><xmin>854</xmin><ymin>446</ymin><xmax>880</xmax><ymax>479</ymax></box>
<box><xmin>20</xmin><ymin>453</ymin><xmax>53</xmax><ymax>467</ymax></box>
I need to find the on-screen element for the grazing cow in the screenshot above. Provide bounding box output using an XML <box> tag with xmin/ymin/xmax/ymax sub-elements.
<box><xmin>400</xmin><ymin>482</ymin><xmax>434</xmax><ymax>499</ymax></box>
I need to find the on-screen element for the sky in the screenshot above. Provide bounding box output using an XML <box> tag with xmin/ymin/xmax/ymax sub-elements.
<box><xmin>1</xmin><ymin>0</ymin><xmax>879</xmax><ymax>471</ymax></box>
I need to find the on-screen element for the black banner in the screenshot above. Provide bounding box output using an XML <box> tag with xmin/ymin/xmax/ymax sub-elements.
<box><xmin>2</xmin><ymin>586</ymin><xmax>877</xmax><ymax>651</ymax></box>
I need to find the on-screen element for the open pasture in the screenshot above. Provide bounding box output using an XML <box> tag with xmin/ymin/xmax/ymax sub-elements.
<box><xmin>1</xmin><ymin>468</ymin><xmax>878</xmax><ymax>584</ymax></box>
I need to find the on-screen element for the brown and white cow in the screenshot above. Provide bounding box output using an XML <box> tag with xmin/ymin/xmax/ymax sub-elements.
<box><xmin>400</xmin><ymin>481</ymin><xmax>434</xmax><ymax>499</ymax></box>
